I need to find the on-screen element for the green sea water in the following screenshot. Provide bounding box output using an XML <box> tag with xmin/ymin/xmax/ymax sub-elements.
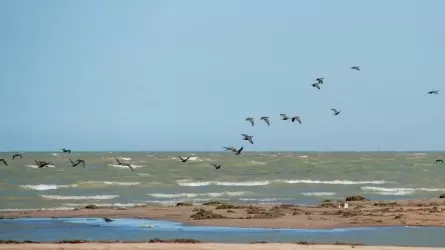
<box><xmin>1</xmin><ymin>151</ymin><xmax>445</xmax><ymax>210</ymax></box>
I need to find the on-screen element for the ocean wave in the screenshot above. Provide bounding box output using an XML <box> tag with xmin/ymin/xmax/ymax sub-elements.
<box><xmin>301</xmin><ymin>192</ymin><xmax>336</xmax><ymax>196</ymax></box>
<box><xmin>177</xmin><ymin>180</ymin><xmax>270</xmax><ymax>187</ymax></box>
<box><xmin>108</xmin><ymin>164</ymin><xmax>144</xmax><ymax>169</ymax></box>
<box><xmin>26</xmin><ymin>164</ymin><xmax>55</xmax><ymax>169</ymax></box>
<box><xmin>62</xmin><ymin>203</ymin><xmax>146</xmax><ymax>208</ymax></box>
<box><xmin>249</xmin><ymin>160</ymin><xmax>266</xmax><ymax>165</ymax></box>
<box><xmin>361</xmin><ymin>186</ymin><xmax>445</xmax><ymax>195</ymax></box>
<box><xmin>20</xmin><ymin>184</ymin><xmax>77</xmax><ymax>190</ymax></box>
<box><xmin>40</xmin><ymin>195</ymin><xmax>119</xmax><ymax>200</ymax></box>
<box><xmin>148</xmin><ymin>191</ymin><xmax>250</xmax><ymax>198</ymax></box>
<box><xmin>76</xmin><ymin>181</ymin><xmax>140</xmax><ymax>186</ymax></box>
<box><xmin>176</xmin><ymin>179</ymin><xmax>389</xmax><ymax>187</ymax></box>
<box><xmin>278</xmin><ymin>179</ymin><xmax>389</xmax><ymax>185</ymax></box>
<box><xmin>0</xmin><ymin>207</ymin><xmax>74</xmax><ymax>211</ymax></box>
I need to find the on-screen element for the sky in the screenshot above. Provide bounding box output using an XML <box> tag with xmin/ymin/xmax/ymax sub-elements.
<box><xmin>0</xmin><ymin>0</ymin><xmax>444</xmax><ymax>152</ymax></box>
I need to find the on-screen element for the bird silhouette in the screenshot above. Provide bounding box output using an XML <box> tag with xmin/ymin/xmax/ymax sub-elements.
<box><xmin>280</xmin><ymin>114</ymin><xmax>290</xmax><ymax>120</ymax></box>
<box><xmin>260</xmin><ymin>116</ymin><xmax>270</xmax><ymax>126</ymax></box>
<box><xmin>351</xmin><ymin>66</ymin><xmax>360</xmax><ymax>71</ymax></box>
<box><xmin>291</xmin><ymin>116</ymin><xmax>302</xmax><ymax>124</ymax></box>
<box><xmin>331</xmin><ymin>109</ymin><xmax>341</xmax><ymax>116</ymax></box>
<box><xmin>12</xmin><ymin>153</ymin><xmax>22</xmax><ymax>160</ymax></box>
<box><xmin>211</xmin><ymin>164</ymin><xmax>222</xmax><ymax>169</ymax></box>
<box><xmin>234</xmin><ymin>146</ymin><xmax>244</xmax><ymax>155</ymax></box>
<box><xmin>178</xmin><ymin>156</ymin><xmax>191</xmax><ymax>162</ymax></box>
<box><xmin>312</xmin><ymin>83</ymin><xmax>321</xmax><ymax>90</ymax></box>
<box><xmin>61</xmin><ymin>148</ymin><xmax>71</xmax><ymax>154</ymax></box>
<box><xmin>114</xmin><ymin>157</ymin><xmax>134</xmax><ymax>171</ymax></box>
<box><xmin>245</xmin><ymin>117</ymin><xmax>254</xmax><ymax>126</ymax></box>
<box><xmin>0</xmin><ymin>159</ymin><xmax>8</xmax><ymax>166</ymax></box>
<box><xmin>241</xmin><ymin>134</ymin><xmax>254</xmax><ymax>144</ymax></box>
<box><xmin>427</xmin><ymin>90</ymin><xmax>439</xmax><ymax>95</ymax></box>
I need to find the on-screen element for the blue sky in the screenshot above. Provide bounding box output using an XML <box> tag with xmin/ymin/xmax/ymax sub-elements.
<box><xmin>0</xmin><ymin>0</ymin><xmax>444</xmax><ymax>151</ymax></box>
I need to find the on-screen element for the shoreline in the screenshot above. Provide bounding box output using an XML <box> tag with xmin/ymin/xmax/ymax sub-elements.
<box><xmin>2</xmin><ymin>197</ymin><xmax>445</xmax><ymax>229</ymax></box>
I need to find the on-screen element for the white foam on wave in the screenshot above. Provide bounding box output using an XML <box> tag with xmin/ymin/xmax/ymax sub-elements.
<box><xmin>301</xmin><ymin>192</ymin><xmax>336</xmax><ymax>196</ymax></box>
<box><xmin>62</xmin><ymin>203</ymin><xmax>146</xmax><ymax>208</ymax></box>
<box><xmin>279</xmin><ymin>179</ymin><xmax>389</xmax><ymax>185</ymax></box>
<box><xmin>0</xmin><ymin>207</ymin><xmax>74</xmax><ymax>212</ymax></box>
<box><xmin>26</xmin><ymin>164</ymin><xmax>55</xmax><ymax>169</ymax></box>
<box><xmin>78</xmin><ymin>181</ymin><xmax>140</xmax><ymax>186</ymax></box>
<box><xmin>20</xmin><ymin>184</ymin><xmax>77</xmax><ymax>190</ymax></box>
<box><xmin>177</xmin><ymin>180</ymin><xmax>270</xmax><ymax>187</ymax></box>
<box><xmin>249</xmin><ymin>160</ymin><xmax>266</xmax><ymax>165</ymax></box>
<box><xmin>148</xmin><ymin>191</ymin><xmax>249</xmax><ymax>199</ymax></box>
<box><xmin>40</xmin><ymin>195</ymin><xmax>119</xmax><ymax>200</ymax></box>
<box><xmin>108</xmin><ymin>164</ymin><xmax>144</xmax><ymax>169</ymax></box>
<box><xmin>361</xmin><ymin>186</ymin><xmax>445</xmax><ymax>196</ymax></box>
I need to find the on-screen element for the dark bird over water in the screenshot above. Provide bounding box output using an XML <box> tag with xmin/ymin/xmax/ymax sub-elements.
<box><xmin>103</xmin><ymin>217</ymin><xmax>114</xmax><ymax>222</ymax></box>
<box><xmin>280</xmin><ymin>114</ymin><xmax>290</xmax><ymax>120</ymax></box>
<box><xmin>12</xmin><ymin>154</ymin><xmax>22</xmax><ymax>160</ymax></box>
<box><xmin>61</xmin><ymin>148</ymin><xmax>71</xmax><ymax>154</ymax></box>
<box><xmin>331</xmin><ymin>108</ymin><xmax>341</xmax><ymax>116</ymax></box>
<box><xmin>311</xmin><ymin>83</ymin><xmax>321</xmax><ymax>90</ymax></box>
<box><xmin>234</xmin><ymin>146</ymin><xmax>244</xmax><ymax>155</ymax></box>
<box><xmin>436</xmin><ymin>159</ymin><xmax>444</xmax><ymax>164</ymax></box>
<box><xmin>316</xmin><ymin>78</ymin><xmax>324</xmax><ymax>84</ymax></box>
<box><xmin>114</xmin><ymin>157</ymin><xmax>134</xmax><ymax>172</ymax></box>
<box><xmin>0</xmin><ymin>159</ymin><xmax>7</xmax><ymax>166</ymax></box>
<box><xmin>223</xmin><ymin>146</ymin><xmax>237</xmax><ymax>152</ymax></box>
<box><xmin>69</xmin><ymin>159</ymin><xmax>86</xmax><ymax>167</ymax></box>
<box><xmin>211</xmin><ymin>164</ymin><xmax>222</xmax><ymax>169</ymax></box>
<box><xmin>34</xmin><ymin>160</ymin><xmax>53</xmax><ymax>168</ymax></box>
<box><xmin>260</xmin><ymin>116</ymin><xmax>270</xmax><ymax>126</ymax></box>
<box><xmin>241</xmin><ymin>134</ymin><xmax>254</xmax><ymax>144</ymax></box>
<box><xmin>351</xmin><ymin>66</ymin><xmax>360</xmax><ymax>71</ymax></box>
<box><xmin>291</xmin><ymin>116</ymin><xmax>302</xmax><ymax>124</ymax></box>
<box><xmin>245</xmin><ymin>117</ymin><xmax>254</xmax><ymax>126</ymax></box>
<box><xmin>427</xmin><ymin>90</ymin><xmax>439</xmax><ymax>95</ymax></box>
<box><xmin>178</xmin><ymin>156</ymin><xmax>191</xmax><ymax>162</ymax></box>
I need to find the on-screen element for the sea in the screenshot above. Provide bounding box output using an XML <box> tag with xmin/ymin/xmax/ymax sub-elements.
<box><xmin>1</xmin><ymin>151</ymin><xmax>445</xmax><ymax>211</ymax></box>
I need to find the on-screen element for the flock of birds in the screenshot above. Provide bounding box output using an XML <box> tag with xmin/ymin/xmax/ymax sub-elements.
<box><xmin>0</xmin><ymin>65</ymin><xmax>442</xmax><ymax>170</ymax></box>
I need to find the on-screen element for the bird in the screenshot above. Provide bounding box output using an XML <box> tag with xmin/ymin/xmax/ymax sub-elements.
<box><xmin>0</xmin><ymin>159</ymin><xmax>8</xmax><ymax>166</ymax></box>
<box><xmin>178</xmin><ymin>156</ymin><xmax>191</xmax><ymax>162</ymax></box>
<box><xmin>211</xmin><ymin>164</ymin><xmax>222</xmax><ymax>169</ymax></box>
<box><xmin>291</xmin><ymin>116</ymin><xmax>302</xmax><ymax>124</ymax></box>
<box><xmin>103</xmin><ymin>217</ymin><xmax>114</xmax><ymax>222</ymax></box>
<box><xmin>114</xmin><ymin>157</ymin><xmax>134</xmax><ymax>172</ymax></box>
<box><xmin>61</xmin><ymin>148</ymin><xmax>71</xmax><ymax>154</ymax></box>
<box><xmin>69</xmin><ymin>159</ymin><xmax>86</xmax><ymax>167</ymax></box>
<box><xmin>315</xmin><ymin>77</ymin><xmax>324</xmax><ymax>84</ymax></box>
<box><xmin>223</xmin><ymin>146</ymin><xmax>237</xmax><ymax>152</ymax></box>
<box><xmin>351</xmin><ymin>66</ymin><xmax>360</xmax><ymax>71</ymax></box>
<box><xmin>427</xmin><ymin>90</ymin><xmax>439</xmax><ymax>95</ymax></box>
<box><xmin>245</xmin><ymin>117</ymin><xmax>254</xmax><ymax>126</ymax></box>
<box><xmin>12</xmin><ymin>153</ymin><xmax>22</xmax><ymax>160</ymax></box>
<box><xmin>436</xmin><ymin>159</ymin><xmax>444</xmax><ymax>164</ymax></box>
<box><xmin>241</xmin><ymin>134</ymin><xmax>254</xmax><ymax>144</ymax></box>
<box><xmin>234</xmin><ymin>146</ymin><xmax>244</xmax><ymax>155</ymax></box>
<box><xmin>280</xmin><ymin>114</ymin><xmax>290</xmax><ymax>121</ymax></box>
<box><xmin>34</xmin><ymin>160</ymin><xmax>53</xmax><ymax>168</ymax></box>
<box><xmin>331</xmin><ymin>109</ymin><xmax>341</xmax><ymax>116</ymax></box>
<box><xmin>260</xmin><ymin>116</ymin><xmax>270</xmax><ymax>126</ymax></box>
<box><xmin>311</xmin><ymin>83</ymin><xmax>321</xmax><ymax>90</ymax></box>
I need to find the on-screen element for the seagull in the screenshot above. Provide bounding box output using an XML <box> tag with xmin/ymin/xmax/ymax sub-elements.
<box><xmin>223</xmin><ymin>146</ymin><xmax>237</xmax><ymax>152</ymax></box>
<box><xmin>311</xmin><ymin>83</ymin><xmax>321</xmax><ymax>90</ymax></box>
<box><xmin>12</xmin><ymin>153</ymin><xmax>22</xmax><ymax>160</ymax></box>
<box><xmin>245</xmin><ymin>117</ymin><xmax>254</xmax><ymax>126</ymax></box>
<box><xmin>331</xmin><ymin>108</ymin><xmax>341</xmax><ymax>116</ymax></box>
<box><xmin>34</xmin><ymin>160</ymin><xmax>53</xmax><ymax>168</ymax></box>
<box><xmin>351</xmin><ymin>66</ymin><xmax>360</xmax><ymax>71</ymax></box>
<box><xmin>260</xmin><ymin>116</ymin><xmax>270</xmax><ymax>126</ymax></box>
<box><xmin>234</xmin><ymin>146</ymin><xmax>244</xmax><ymax>155</ymax></box>
<box><xmin>291</xmin><ymin>116</ymin><xmax>302</xmax><ymax>124</ymax></box>
<box><xmin>436</xmin><ymin>159</ymin><xmax>444</xmax><ymax>164</ymax></box>
<box><xmin>211</xmin><ymin>164</ymin><xmax>222</xmax><ymax>170</ymax></box>
<box><xmin>315</xmin><ymin>78</ymin><xmax>324</xmax><ymax>84</ymax></box>
<box><xmin>61</xmin><ymin>148</ymin><xmax>71</xmax><ymax>154</ymax></box>
<box><xmin>0</xmin><ymin>159</ymin><xmax>8</xmax><ymax>166</ymax></box>
<box><xmin>427</xmin><ymin>90</ymin><xmax>439</xmax><ymax>95</ymax></box>
<box><xmin>241</xmin><ymin>134</ymin><xmax>254</xmax><ymax>144</ymax></box>
<box><xmin>178</xmin><ymin>156</ymin><xmax>191</xmax><ymax>162</ymax></box>
<box><xmin>103</xmin><ymin>217</ymin><xmax>114</xmax><ymax>222</ymax></box>
<box><xmin>280</xmin><ymin>114</ymin><xmax>290</xmax><ymax>121</ymax></box>
<box><xmin>69</xmin><ymin>159</ymin><xmax>86</xmax><ymax>167</ymax></box>
<box><xmin>114</xmin><ymin>157</ymin><xmax>134</xmax><ymax>172</ymax></box>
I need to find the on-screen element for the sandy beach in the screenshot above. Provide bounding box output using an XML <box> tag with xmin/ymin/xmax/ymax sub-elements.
<box><xmin>0</xmin><ymin>243</ymin><xmax>444</xmax><ymax>250</ymax></box>
<box><xmin>2</xmin><ymin>197</ymin><xmax>445</xmax><ymax>229</ymax></box>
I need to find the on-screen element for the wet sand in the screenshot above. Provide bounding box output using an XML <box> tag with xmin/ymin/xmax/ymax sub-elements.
<box><xmin>2</xmin><ymin>198</ymin><xmax>445</xmax><ymax>229</ymax></box>
<box><xmin>0</xmin><ymin>243</ymin><xmax>443</xmax><ymax>250</ymax></box>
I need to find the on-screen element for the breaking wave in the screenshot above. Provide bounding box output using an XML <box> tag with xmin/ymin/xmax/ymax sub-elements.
<box><xmin>39</xmin><ymin>195</ymin><xmax>119</xmax><ymax>200</ymax></box>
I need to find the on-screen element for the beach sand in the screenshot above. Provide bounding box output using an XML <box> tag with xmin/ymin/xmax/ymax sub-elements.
<box><xmin>2</xmin><ymin>198</ymin><xmax>445</xmax><ymax>229</ymax></box>
<box><xmin>0</xmin><ymin>243</ymin><xmax>443</xmax><ymax>250</ymax></box>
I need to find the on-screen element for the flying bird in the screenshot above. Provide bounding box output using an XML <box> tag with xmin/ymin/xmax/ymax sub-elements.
<box><xmin>61</xmin><ymin>148</ymin><xmax>71</xmax><ymax>154</ymax></box>
<box><xmin>178</xmin><ymin>156</ymin><xmax>191</xmax><ymax>162</ymax></box>
<box><xmin>241</xmin><ymin>134</ymin><xmax>254</xmax><ymax>144</ymax></box>
<box><xmin>436</xmin><ymin>159</ymin><xmax>444</xmax><ymax>164</ymax></box>
<box><xmin>311</xmin><ymin>83</ymin><xmax>321</xmax><ymax>90</ymax></box>
<box><xmin>69</xmin><ymin>159</ymin><xmax>86</xmax><ymax>167</ymax></box>
<box><xmin>331</xmin><ymin>108</ymin><xmax>341</xmax><ymax>116</ymax></box>
<box><xmin>291</xmin><ymin>116</ymin><xmax>302</xmax><ymax>124</ymax></box>
<box><xmin>103</xmin><ymin>217</ymin><xmax>114</xmax><ymax>222</ymax></box>
<box><xmin>427</xmin><ymin>90</ymin><xmax>439</xmax><ymax>95</ymax></box>
<box><xmin>260</xmin><ymin>116</ymin><xmax>270</xmax><ymax>126</ymax></box>
<box><xmin>211</xmin><ymin>164</ymin><xmax>222</xmax><ymax>169</ymax></box>
<box><xmin>0</xmin><ymin>159</ymin><xmax>8</xmax><ymax>166</ymax></box>
<box><xmin>351</xmin><ymin>66</ymin><xmax>360</xmax><ymax>71</ymax></box>
<box><xmin>34</xmin><ymin>160</ymin><xmax>53</xmax><ymax>168</ymax></box>
<box><xmin>12</xmin><ymin>153</ymin><xmax>22</xmax><ymax>160</ymax></box>
<box><xmin>114</xmin><ymin>157</ymin><xmax>134</xmax><ymax>172</ymax></box>
<box><xmin>234</xmin><ymin>146</ymin><xmax>244</xmax><ymax>155</ymax></box>
<box><xmin>245</xmin><ymin>117</ymin><xmax>254</xmax><ymax>126</ymax></box>
<box><xmin>280</xmin><ymin>114</ymin><xmax>290</xmax><ymax>121</ymax></box>
<box><xmin>315</xmin><ymin>78</ymin><xmax>324</xmax><ymax>84</ymax></box>
<box><xmin>223</xmin><ymin>146</ymin><xmax>237</xmax><ymax>152</ymax></box>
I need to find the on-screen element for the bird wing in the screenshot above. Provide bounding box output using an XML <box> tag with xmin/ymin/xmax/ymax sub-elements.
<box><xmin>178</xmin><ymin>156</ymin><xmax>184</xmax><ymax>161</ymax></box>
<box><xmin>248</xmin><ymin>138</ymin><xmax>254</xmax><ymax>144</ymax></box>
<box><xmin>185</xmin><ymin>156</ymin><xmax>191</xmax><ymax>161</ymax></box>
<box><xmin>280</xmin><ymin>114</ymin><xmax>286</xmax><ymax>117</ymax></box>
<box><xmin>264</xmin><ymin>118</ymin><xmax>270</xmax><ymax>126</ymax></box>
<box><xmin>81</xmin><ymin>160</ymin><xmax>86</xmax><ymax>168</ymax></box>
<box><xmin>0</xmin><ymin>159</ymin><xmax>7</xmax><ymax>166</ymax></box>
<box><xmin>296</xmin><ymin>117</ymin><xmax>302</xmax><ymax>124</ymax></box>
<box><xmin>241</xmin><ymin>134</ymin><xmax>249</xmax><ymax>137</ymax></box>
<box><xmin>127</xmin><ymin>164</ymin><xmax>134</xmax><ymax>172</ymax></box>
<box><xmin>115</xmin><ymin>157</ymin><xmax>121</xmax><ymax>164</ymax></box>
<box><xmin>315</xmin><ymin>84</ymin><xmax>320</xmax><ymax>89</ymax></box>
<box><xmin>238</xmin><ymin>146</ymin><xmax>244</xmax><ymax>153</ymax></box>
<box><xmin>250</xmin><ymin>119</ymin><xmax>254</xmax><ymax>126</ymax></box>
<box><xmin>331</xmin><ymin>109</ymin><xmax>337</xmax><ymax>112</ymax></box>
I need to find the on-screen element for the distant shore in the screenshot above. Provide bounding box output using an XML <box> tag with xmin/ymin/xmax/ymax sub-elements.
<box><xmin>2</xmin><ymin>197</ymin><xmax>445</xmax><ymax>229</ymax></box>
